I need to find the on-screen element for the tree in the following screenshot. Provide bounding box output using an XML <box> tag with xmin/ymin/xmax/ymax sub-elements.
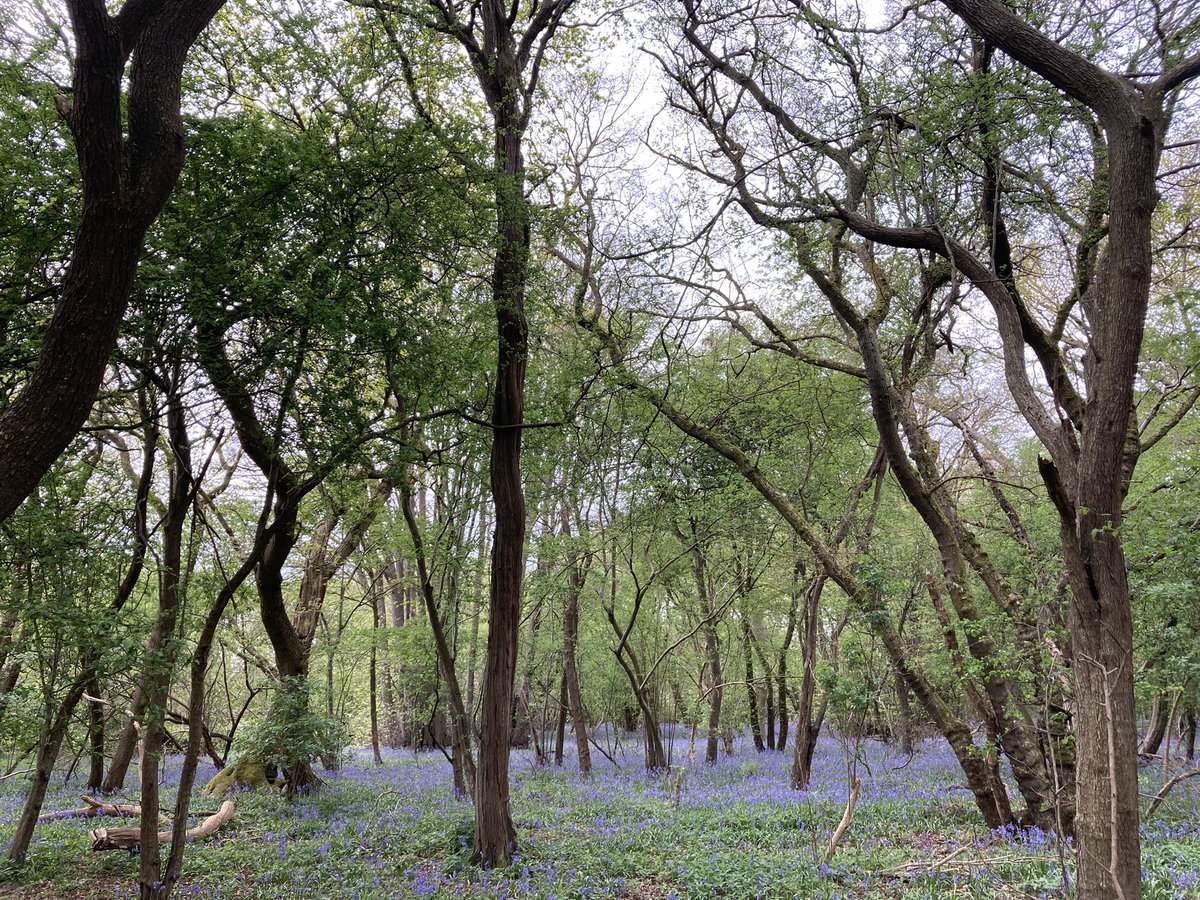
<box><xmin>0</xmin><ymin>0</ymin><xmax>227</xmax><ymax>522</ymax></box>
<box><xmin>831</xmin><ymin>5</ymin><xmax>1199</xmax><ymax>893</ymax></box>
<box><xmin>358</xmin><ymin>0</ymin><xmax>582</xmax><ymax>866</ymax></box>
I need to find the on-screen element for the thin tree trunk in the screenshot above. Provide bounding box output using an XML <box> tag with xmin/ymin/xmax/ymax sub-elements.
<box><xmin>370</xmin><ymin>588</ymin><xmax>384</xmax><ymax>765</ymax></box>
<box><xmin>558</xmin><ymin>498</ymin><xmax>592</xmax><ymax>777</ymax></box>
<box><xmin>553</xmin><ymin>673</ymin><xmax>568</xmax><ymax>766</ymax></box>
<box><xmin>896</xmin><ymin>674</ymin><xmax>913</xmax><ymax>755</ymax></box>
<box><xmin>401</xmin><ymin>477</ymin><xmax>476</xmax><ymax>798</ymax></box>
<box><xmin>791</xmin><ymin>577</ymin><xmax>824</xmax><ymax>790</ymax></box>
<box><xmin>743</xmin><ymin>621</ymin><xmax>764</xmax><ymax>753</ymax></box>
<box><xmin>6</xmin><ymin>679</ymin><xmax>89</xmax><ymax>865</ymax></box>
<box><xmin>465</xmin><ymin>510</ymin><xmax>488</xmax><ymax>723</ymax></box>
<box><xmin>564</xmin><ymin>574</ymin><xmax>592</xmax><ymax>778</ymax></box>
<box><xmin>139</xmin><ymin>378</ymin><xmax>193</xmax><ymax>900</ymax></box>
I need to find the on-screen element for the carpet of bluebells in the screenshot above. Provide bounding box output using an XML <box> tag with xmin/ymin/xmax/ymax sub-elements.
<box><xmin>2</xmin><ymin>732</ymin><xmax>1199</xmax><ymax>899</ymax></box>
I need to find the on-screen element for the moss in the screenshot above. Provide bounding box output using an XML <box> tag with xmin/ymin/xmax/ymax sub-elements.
<box><xmin>203</xmin><ymin>753</ymin><xmax>275</xmax><ymax>795</ymax></box>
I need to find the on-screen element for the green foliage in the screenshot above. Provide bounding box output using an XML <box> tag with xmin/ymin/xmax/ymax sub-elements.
<box><xmin>237</xmin><ymin>677</ymin><xmax>350</xmax><ymax>778</ymax></box>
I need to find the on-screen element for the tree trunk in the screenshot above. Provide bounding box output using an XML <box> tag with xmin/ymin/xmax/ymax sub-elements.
<box><xmin>6</xmin><ymin>680</ymin><xmax>88</xmax><ymax>865</ymax></box>
<box><xmin>155</xmin><ymin>490</ymin><xmax>273</xmax><ymax>900</ymax></box>
<box><xmin>704</xmin><ymin>640</ymin><xmax>722</xmax><ymax>767</ymax></box>
<box><xmin>0</xmin><ymin>1</ymin><xmax>228</xmax><ymax>525</ymax></box>
<box><xmin>763</xmin><ymin>659</ymin><xmax>775</xmax><ymax>751</ymax></box>
<box><xmin>103</xmin><ymin>688</ymin><xmax>145</xmax><ymax>794</ymax></box>
<box><xmin>401</xmin><ymin>477</ymin><xmax>476</xmax><ymax>798</ymax></box>
<box><xmin>466</xmin><ymin>517</ymin><xmax>486</xmax><ymax>727</ymax></box>
<box><xmin>896</xmin><ymin>674</ymin><xmax>913</xmax><ymax>756</ymax></box>
<box><xmin>370</xmin><ymin>588</ymin><xmax>384</xmax><ymax>765</ymax></box>
<box><xmin>561</xmin><ymin>504</ymin><xmax>592</xmax><ymax>778</ymax></box>
<box><xmin>553</xmin><ymin>673</ymin><xmax>568</xmax><ymax>766</ymax></box>
<box><xmin>1139</xmin><ymin>693</ymin><xmax>1169</xmax><ymax>757</ymax></box>
<box><xmin>790</xmin><ymin>576</ymin><xmax>825</xmax><ymax>790</ymax></box>
<box><xmin>743</xmin><ymin>621</ymin><xmax>764</xmax><ymax>753</ymax></box>
<box><xmin>86</xmin><ymin>672</ymin><xmax>105</xmax><ymax>790</ymax></box>
<box><xmin>139</xmin><ymin>379</ymin><xmax>193</xmax><ymax>900</ymax></box>
<box><xmin>469</xmin><ymin>0</ymin><xmax>543</xmax><ymax>864</ymax></box>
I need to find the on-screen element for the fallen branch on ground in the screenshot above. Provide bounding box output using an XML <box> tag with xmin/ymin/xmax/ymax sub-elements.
<box><xmin>38</xmin><ymin>795</ymin><xmax>142</xmax><ymax>822</ymax></box>
<box><xmin>90</xmin><ymin>800</ymin><xmax>234</xmax><ymax>851</ymax></box>
<box><xmin>887</xmin><ymin>852</ymin><xmax>1056</xmax><ymax>877</ymax></box>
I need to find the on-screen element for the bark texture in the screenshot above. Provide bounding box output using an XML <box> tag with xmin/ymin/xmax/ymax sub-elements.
<box><xmin>0</xmin><ymin>0</ymin><xmax>227</xmax><ymax>523</ymax></box>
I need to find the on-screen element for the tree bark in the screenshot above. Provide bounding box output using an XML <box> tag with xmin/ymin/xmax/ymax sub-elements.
<box><xmin>559</xmin><ymin>501</ymin><xmax>592</xmax><ymax>778</ymax></box>
<box><xmin>0</xmin><ymin>0</ymin><xmax>227</xmax><ymax>523</ymax></box>
<box><xmin>1140</xmin><ymin>693</ymin><xmax>1169</xmax><ymax>757</ymax></box>
<box><xmin>401</xmin><ymin>476</ymin><xmax>476</xmax><ymax>797</ymax></box>
<box><xmin>139</xmin><ymin>375</ymin><xmax>194</xmax><ymax>900</ymax></box>
<box><xmin>553</xmin><ymin>673</ymin><xmax>568</xmax><ymax>766</ymax></box>
<box><xmin>103</xmin><ymin>688</ymin><xmax>145</xmax><ymax>795</ymax></box>
<box><xmin>790</xmin><ymin>575</ymin><xmax>826</xmax><ymax>791</ymax></box>
<box><xmin>6</xmin><ymin>679</ymin><xmax>89</xmax><ymax>865</ymax></box>
<box><xmin>743</xmin><ymin>621</ymin><xmax>764</xmax><ymax>753</ymax></box>
<box><xmin>85</xmin><ymin>671</ymin><xmax>105</xmax><ymax>791</ymax></box>
<box><xmin>690</xmin><ymin>544</ymin><xmax>723</xmax><ymax>766</ymax></box>
<box><xmin>370</xmin><ymin>587</ymin><xmax>384</xmax><ymax>765</ymax></box>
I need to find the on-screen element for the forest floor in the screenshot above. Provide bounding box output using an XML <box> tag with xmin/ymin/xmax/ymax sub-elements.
<box><xmin>1</xmin><ymin>732</ymin><xmax>1198</xmax><ymax>899</ymax></box>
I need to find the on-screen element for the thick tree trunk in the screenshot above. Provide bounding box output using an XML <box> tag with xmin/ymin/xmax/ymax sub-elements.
<box><xmin>103</xmin><ymin>689</ymin><xmax>145</xmax><ymax>794</ymax></box>
<box><xmin>0</xmin><ymin>1</ymin><xmax>227</xmax><ymax>524</ymax></box>
<box><xmin>86</xmin><ymin>672</ymin><xmax>105</xmax><ymax>790</ymax></box>
<box><xmin>1139</xmin><ymin>693</ymin><xmax>1169</xmax><ymax>757</ymax></box>
<box><xmin>468</xmin><ymin>0</ymin><xmax>547</xmax><ymax>863</ymax></box>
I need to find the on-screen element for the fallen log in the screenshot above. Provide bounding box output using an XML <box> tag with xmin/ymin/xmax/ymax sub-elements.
<box><xmin>38</xmin><ymin>795</ymin><xmax>142</xmax><ymax>822</ymax></box>
<box><xmin>90</xmin><ymin>800</ymin><xmax>234</xmax><ymax>852</ymax></box>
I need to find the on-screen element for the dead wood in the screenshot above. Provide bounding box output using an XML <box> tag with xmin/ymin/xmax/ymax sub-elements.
<box><xmin>89</xmin><ymin>800</ymin><xmax>234</xmax><ymax>852</ymax></box>
<box><xmin>38</xmin><ymin>795</ymin><xmax>141</xmax><ymax>823</ymax></box>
